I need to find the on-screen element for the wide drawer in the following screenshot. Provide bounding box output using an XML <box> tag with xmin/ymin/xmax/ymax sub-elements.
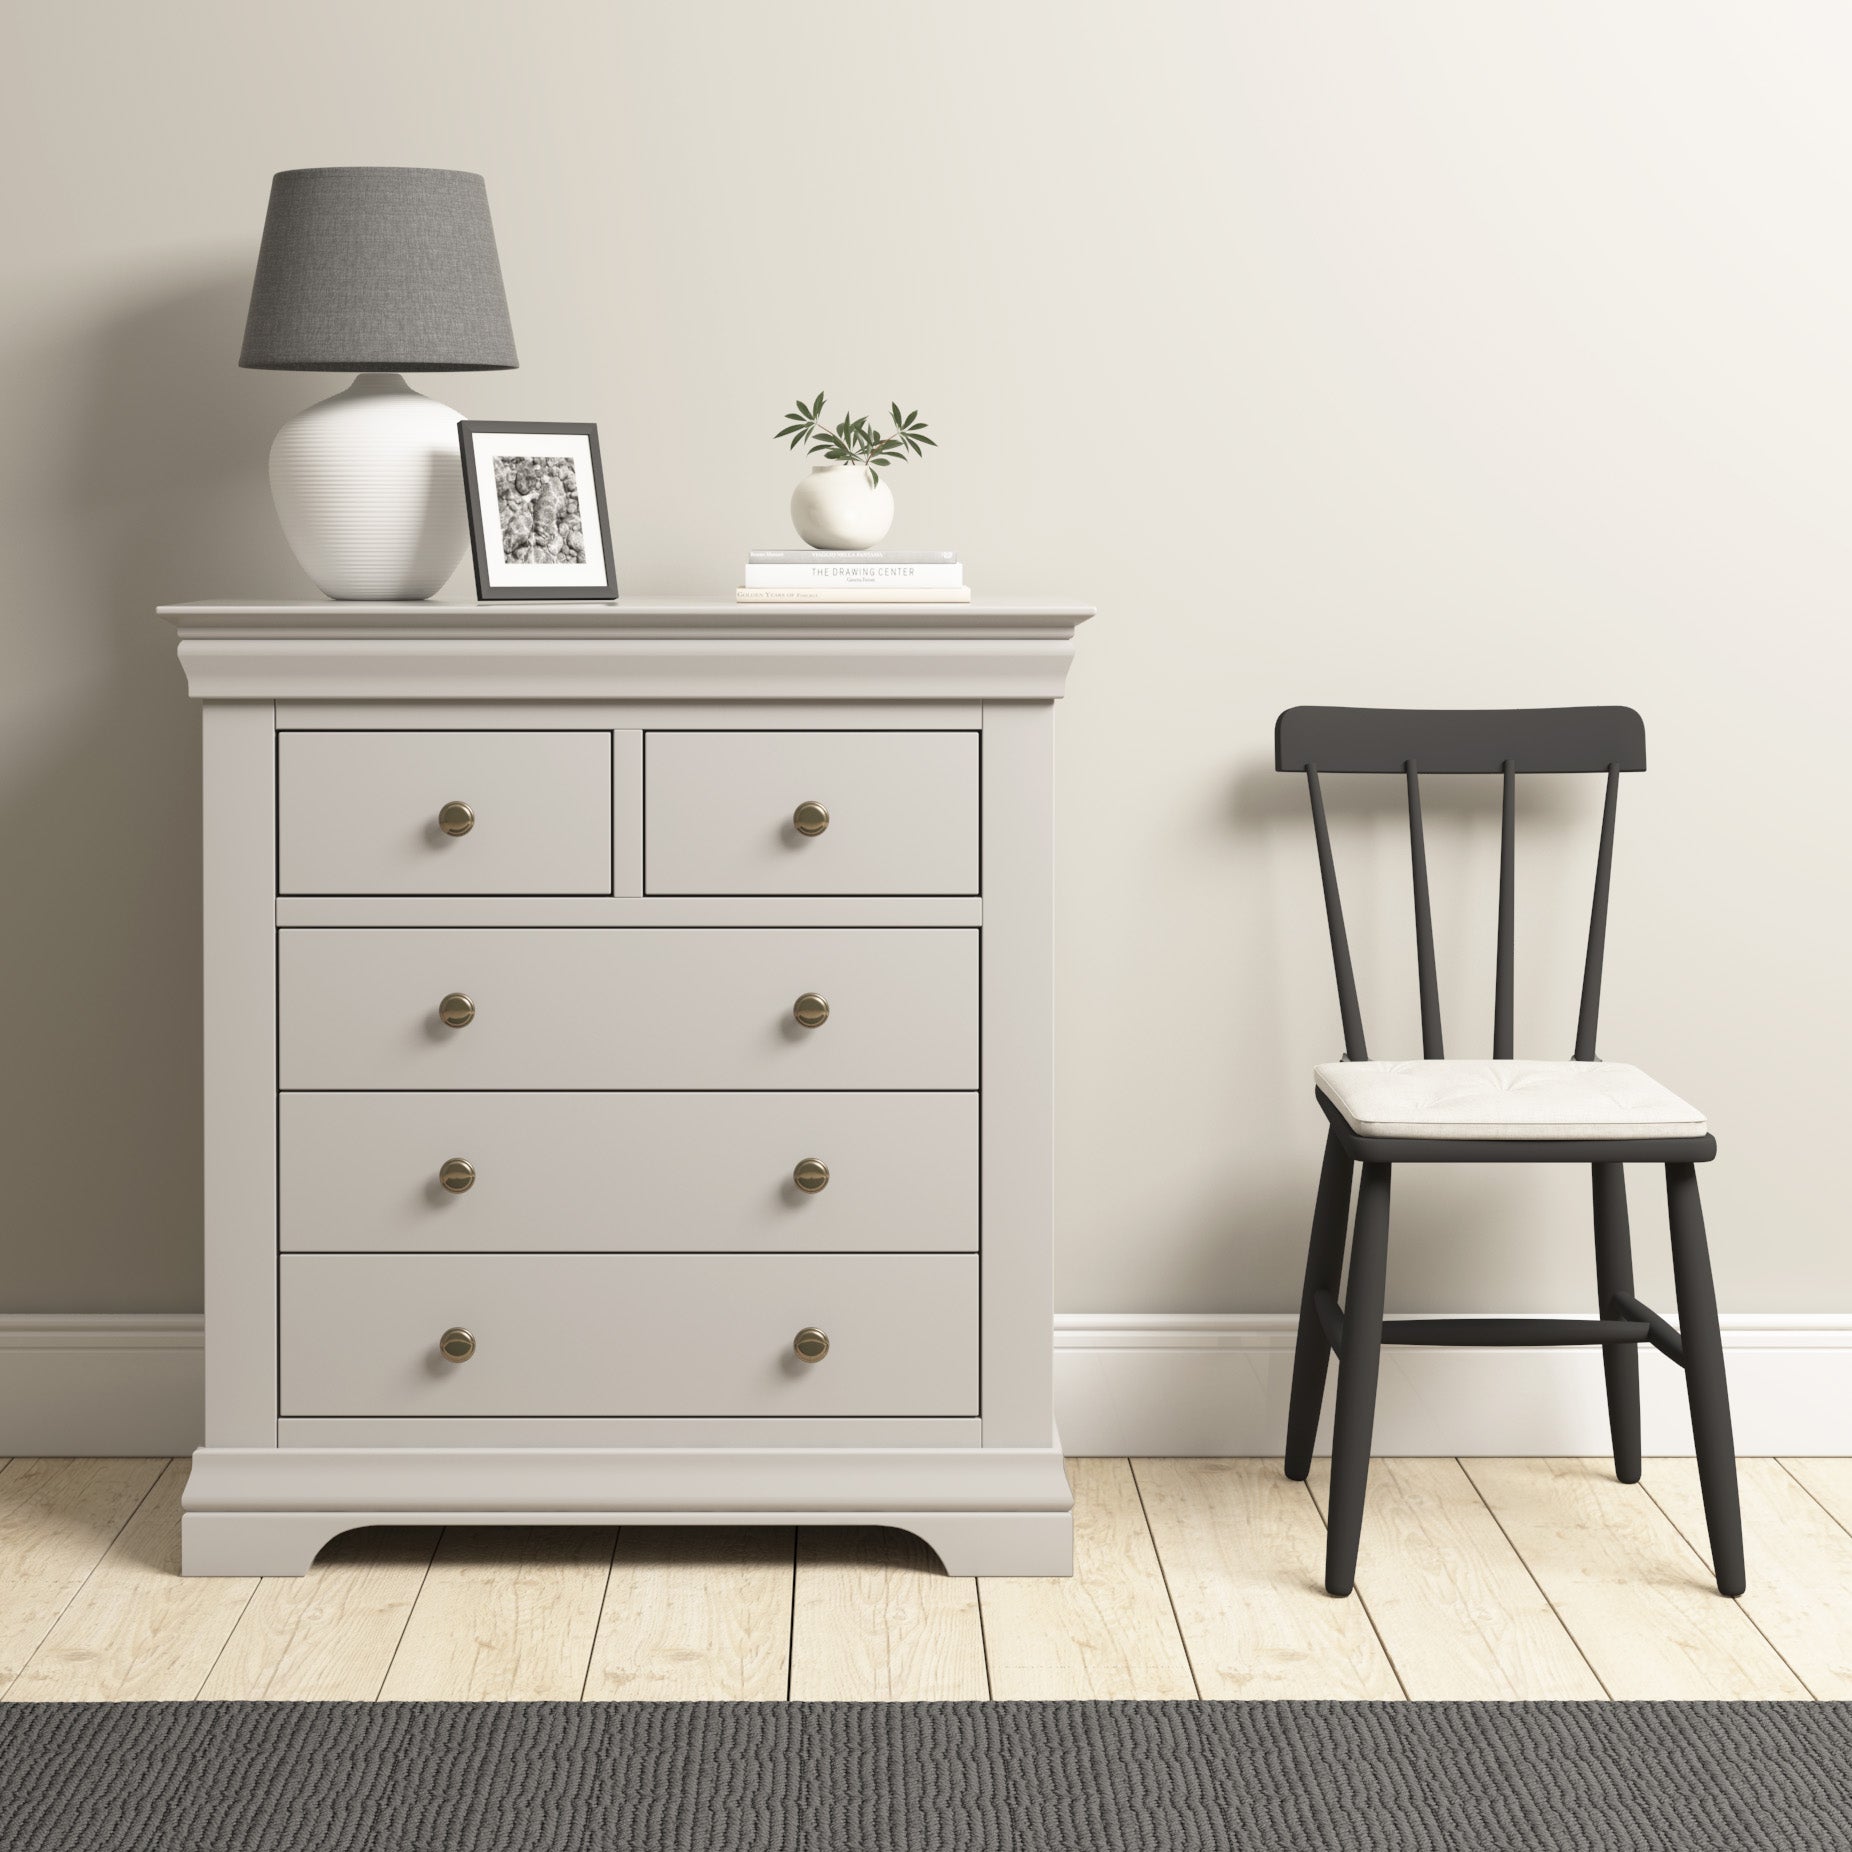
<box><xmin>644</xmin><ymin>731</ymin><xmax>978</xmax><ymax>894</ymax></box>
<box><xmin>278</xmin><ymin>1253</ymin><xmax>979</xmax><ymax>1417</ymax></box>
<box><xmin>278</xmin><ymin>731</ymin><xmax>616</xmax><ymax>895</ymax></box>
<box><xmin>278</xmin><ymin>928</ymin><xmax>978</xmax><ymax>1089</ymax></box>
<box><xmin>279</xmin><ymin>1092</ymin><xmax>978</xmax><ymax>1252</ymax></box>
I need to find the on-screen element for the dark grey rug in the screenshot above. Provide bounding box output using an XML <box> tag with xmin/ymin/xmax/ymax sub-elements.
<box><xmin>1</xmin><ymin>1700</ymin><xmax>1847</xmax><ymax>1850</ymax></box>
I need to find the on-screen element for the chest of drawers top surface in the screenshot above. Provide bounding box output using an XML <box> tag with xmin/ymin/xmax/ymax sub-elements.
<box><xmin>158</xmin><ymin>598</ymin><xmax>1093</xmax><ymax>626</ymax></box>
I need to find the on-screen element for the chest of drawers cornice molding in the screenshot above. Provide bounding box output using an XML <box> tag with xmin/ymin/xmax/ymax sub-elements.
<box><xmin>159</xmin><ymin>598</ymin><xmax>1090</xmax><ymax>1578</ymax></box>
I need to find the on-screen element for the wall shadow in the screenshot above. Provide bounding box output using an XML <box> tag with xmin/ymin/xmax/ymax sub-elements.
<box><xmin>0</xmin><ymin>263</ymin><xmax>308</xmax><ymax>1309</ymax></box>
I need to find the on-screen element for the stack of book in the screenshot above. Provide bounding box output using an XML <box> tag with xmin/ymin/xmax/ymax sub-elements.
<box><xmin>736</xmin><ymin>550</ymin><xmax>969</xmax><ymax>603</ymax></box>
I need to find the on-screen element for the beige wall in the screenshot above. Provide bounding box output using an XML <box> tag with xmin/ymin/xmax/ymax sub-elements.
<box><xmin>3</xmin><ymin>2</ymin><xmax>1846</xmax><ymax>1316</ymax></box>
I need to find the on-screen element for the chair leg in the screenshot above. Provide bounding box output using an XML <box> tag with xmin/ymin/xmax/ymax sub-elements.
<box><xmin>1666</xmin><ymin>1162</ymin><xmax>1745</xmax><ymax>1597</ymax></box>
<box><xmin>1590</xmin><ymin>1162</ymin><xmax>1642</xmax><ymax>1484</ymax></box>
<box><xmin>1323</xmin><ymin>1161</ymin><xmax>1391</xmax><ymax>1598</ymax></box>
<box><xmin>1284</xmin><ymin>1130</ymin><xmax>1356</xmax><ymax>1481</ymax></box>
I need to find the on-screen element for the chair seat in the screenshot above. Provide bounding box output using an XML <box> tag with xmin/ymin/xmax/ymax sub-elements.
<box><xmin>1313</xmin><ymin>1059</ymin><xmax>1707</xmax><ymax>1142</ymax></box>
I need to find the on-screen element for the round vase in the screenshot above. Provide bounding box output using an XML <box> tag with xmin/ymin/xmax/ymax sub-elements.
<box><xmin>789</xmin><ymin>463</ymin><xmax>895</xmax><ymax>550</ymax></box>
<box><xmin>268</xmin><ymin>373</ymin><xmax>468</xmax><ymax>600</ymax></box>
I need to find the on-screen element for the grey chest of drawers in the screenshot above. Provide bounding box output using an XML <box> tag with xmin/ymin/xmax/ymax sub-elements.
<box><xmin>159</xmin><ymin>599</ymin><xmax>1090</xmax><ymax>1577</ymax></box>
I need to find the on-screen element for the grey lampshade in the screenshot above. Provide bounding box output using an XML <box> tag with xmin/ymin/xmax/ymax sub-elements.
<box><xmin>240</xmin><ymin>167</ymin><xmax>517</xmax><ymax>372</ymax></box>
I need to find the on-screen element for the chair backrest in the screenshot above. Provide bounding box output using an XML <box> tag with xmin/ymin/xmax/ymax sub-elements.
<box><xmin>1274</xmin><ymin>706</ymin><xmax>1647</xmax><ymax>1064</ymax></box>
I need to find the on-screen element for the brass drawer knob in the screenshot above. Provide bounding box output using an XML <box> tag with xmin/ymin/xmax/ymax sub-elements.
<box><xmin>793</xmin><ymin>1327</ymin><xmax>830</xmax><ymax>1363</ymax></box>
<box><xmin>438</xmin><ymin>992</ymin><xmax>475</xmax><ymax>1029</ymax></box>
<box><xmin>793</xmin><ymin>799</ymin><xmax>830</xmax><ymax>837</ymax></box>
<box><xmin>439</xmin><ymin>1157</ymin><xmax>476</xmax><ymax>1194</ymax></box>
<box><xmin>439</xmin><ymin>1326</ymin><xmax>476</xmax><ymax>1362</ymax></box>
<box><xmin>793</xmin><ymin>1157</ymin><xmax>830</xmax><ymax>1194</ymax></box>
<box><xmin>792</xmin><ymin>992</ymin><xmax>830</xmax><ymax>1029</ymax></box>
<box><xmin>438</xmin><ymin>800</ymin><xmax>475</xmax><ymax>836</ymax></box>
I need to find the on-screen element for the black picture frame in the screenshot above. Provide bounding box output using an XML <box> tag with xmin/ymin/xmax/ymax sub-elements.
<box><xmin>457</xmin><ymin>420</ymin><xmax>619</xmax><ymax>601</ymax></box>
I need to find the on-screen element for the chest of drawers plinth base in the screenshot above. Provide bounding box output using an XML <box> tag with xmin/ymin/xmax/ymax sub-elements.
<box><xmin>182</xmin><ymin>1449</ymin><xmax>1074</xmax><ymax>1579</ymax></box>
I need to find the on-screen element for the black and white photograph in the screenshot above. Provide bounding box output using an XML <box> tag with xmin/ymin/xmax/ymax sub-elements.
<box><xmin>458</xmin><ymin>420</ymin><xmax>617</xmax><ymax>599</ymax></box>
<box><xmin>496</xmin><ymin>454</ymin><xmax>584</xmax><ymax>564</ymax></box>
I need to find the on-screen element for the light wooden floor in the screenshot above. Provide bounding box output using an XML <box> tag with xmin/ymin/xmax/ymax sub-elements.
<box><xmin>3</xmin><ymin>1455</ymin><xmax>1849</xmax><ymax>1702</ymax></box>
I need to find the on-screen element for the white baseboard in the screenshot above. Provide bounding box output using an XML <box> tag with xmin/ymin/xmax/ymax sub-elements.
<box><xmin>1055</xmin><ymin>1313</ymin><xmax>1852</xmax><ymax>1457</ymax></box>
<box><xmin>4</xmin><ymin>1312</ymin><xmax>1850</xmax><ymax>1458</ymax></box>
<box><xmin>0</xmin><ymin>1315</ymin><xmax>206</xmax><ymax>1456</ymax></box>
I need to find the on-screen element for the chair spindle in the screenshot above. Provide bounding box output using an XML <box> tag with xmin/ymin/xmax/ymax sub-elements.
<box><xmin>1494</xmin><ymin>760</ymin><xmax>1516</xmax><ymax>1058</ymax></box>
<box><xmin>1575</xmin><ymin>765</ymin><xmax>1621</xmax><ymax>1061</ymax></box>
<box><xmin>1306</xmin><ymin>767</ymin><xmax>1368</xmax><ymax>1061</ymax></box>
<box><xmin>1405</xmin><ymin>760</ymin><xmax>1443</xmax><ymax>1058</ymax></box>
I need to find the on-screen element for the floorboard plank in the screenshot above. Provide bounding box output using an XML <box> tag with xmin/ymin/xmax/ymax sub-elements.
<box><xmin>980</xmin><ymin>1458</ymin><xmax>1194</xmax><ymax>1699</ymax></box>
<box><xmin>1644</xmin><ymin>1460</ymin><xmax>1852</xmax><ymax>1699</ymax></box>
<box><xmin>1781</xmin><ymin>1459</ymin><xmax>1852</xmax><ymax>1537</ymax></box>
<box><xmin>1307</xmin><ymin>1457</ymin><xmax>1605</xmax><ymax>1699</ymax></box>
<box><xmin>1464</xmin><ymin>1458</ymin><xmax>1808</xmax><ymax>1700</ymax></box>
<box><xmin>379</xmin><ymin>1526</ymin><xmax>615</xmax><ymax>1701</ymax></box>
<box><xmin>586</xmin><ymin>1528</ymin><xmax>794</xmax><ymax>1702</ymax></box>
<box><xmin>0</xmin><ymin>1457</ymin><xmax>165</xmax><ymax>1694</ymax></box>
<box><xmin>196</xmin><ymin>1528</ymin><xmax>440</xmax><ymax>1701</ymax></box>
<box><xmin>1134</xmin><ymin>1458</ymin><xmax>1402</xmax><ymax>1699</ymax></box>
<box><xmin>4</xmin><ymin>1460</ymin><xmax>258</xmax><ymax>1702</ymax></box>
<box><xmin>790</xmin><ymin>1527</ymin><xmax>984</xmax><ymax>1701</ymax></box>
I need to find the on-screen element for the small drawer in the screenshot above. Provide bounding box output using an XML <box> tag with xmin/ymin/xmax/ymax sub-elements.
<box><xmin>645</xmin><ymin>731</ymin><xmax>978</xmax><ymax>894</ymax></box>
<box><xmin>278</xmin><ymin>1252</ymin><xmax>978</xmax><ymax>1417</ymax></box>
<box><xmin>278</xmin><ymin>927</ymin><xmax>977</xmax><ymax>1089</ymax></box>
<box><xmin>278</xmin><ymin>731</ymin><xmax>619</xmax><ymax>895</ymax></box>
<box><xmin>280</xmin><ymin>1092</ymin><xmax>978</xmax><ymax>1253</ymax></box>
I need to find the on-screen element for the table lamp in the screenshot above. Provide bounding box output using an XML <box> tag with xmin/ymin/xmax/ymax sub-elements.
<box><xmin>240</xmin><ymin>167</ymin><xmax>517</xmax><ymax>600</ymax></box>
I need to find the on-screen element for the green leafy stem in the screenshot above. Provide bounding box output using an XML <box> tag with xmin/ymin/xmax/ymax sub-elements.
<box><xmin>774</xmin><ymin>393</ymin><xmax>936</xmax><ymax>489</ymax></box>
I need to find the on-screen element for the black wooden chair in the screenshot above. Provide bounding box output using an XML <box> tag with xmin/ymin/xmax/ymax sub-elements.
<box><xmin>1276</xmin><ymin>706</ymin><xmax>1744</xmax><ymax>1600</ymax></box>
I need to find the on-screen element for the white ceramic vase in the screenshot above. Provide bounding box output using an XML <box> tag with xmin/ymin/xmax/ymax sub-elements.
<box><xmin>789</xmin><ymin>463</ymin><xmax>896</xmax><ymax>550</ymax></box>
<box><xmin>268</xmin><ymin>373</ymin><xmax>468</xmax><ymax>600</ymax></box>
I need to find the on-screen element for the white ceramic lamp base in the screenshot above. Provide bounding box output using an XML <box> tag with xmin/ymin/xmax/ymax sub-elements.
<box><xmin>268</xmin><ymin>373</ymin><xmax>467</xmax><ymax>600</ymax></box>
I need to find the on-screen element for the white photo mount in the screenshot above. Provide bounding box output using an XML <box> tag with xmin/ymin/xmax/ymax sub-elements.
<box><xmin>459</xmin><ymin>420</ymin><xmax>618</xmax><ymax>601</ymax></box>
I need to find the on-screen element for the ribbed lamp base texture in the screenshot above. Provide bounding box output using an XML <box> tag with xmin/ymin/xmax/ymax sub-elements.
<box><xmin>268</xmin><ymin>373</ymin><xmax>467</xmax><ymax>600</ymax></box>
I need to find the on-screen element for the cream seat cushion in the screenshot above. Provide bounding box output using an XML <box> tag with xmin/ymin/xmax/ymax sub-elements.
<box><xmin>1313</xmin><ymin>1059</ymin><xmax>1707</xmax><ymax>1142</ymax></box>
